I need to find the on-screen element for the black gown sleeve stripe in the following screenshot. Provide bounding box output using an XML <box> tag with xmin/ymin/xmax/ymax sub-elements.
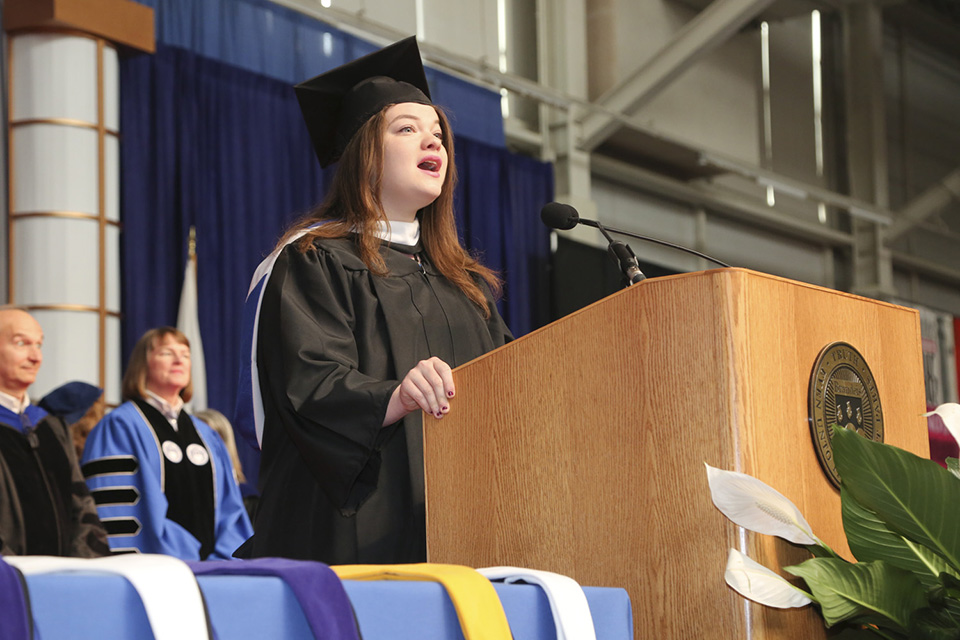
<box><xmin>82</xmin><ymin>456</ymin><xmax>139</xmax><ymax>478</ymax></box>
<box><xmin>101</xmin><ymin>517</ymin><xmax>142</xmax><ymax>536</ymax></box>
<box><xmin>91</xmin><ymin>487</ymin><xmax>140</xmax><ymax>507</ymax></box>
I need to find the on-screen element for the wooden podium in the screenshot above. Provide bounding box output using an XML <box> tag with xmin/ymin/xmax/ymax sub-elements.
<box><xmin>423</xmin><ymin>268</ymin><xmax>929</xmax><ymax>640</ymax></box>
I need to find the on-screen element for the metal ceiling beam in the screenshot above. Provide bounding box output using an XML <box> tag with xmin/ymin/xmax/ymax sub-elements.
<box><xmin>699</xmin><ymin>151</ymin><xmax>894</xmax><ymax>225</ymax></box>
<box><xmin>591</xmin><ymin>155</ymin><xmax>853</xmax><ymax>247</ymax></box>
<box><xmin>885</xmin><ymin>166</ymin><xmax>960</xmax><ymax>242</ymax></box>
<box><xmin>891</xmin><ymin>251</ymin><xmax>960</xmax><ymax>288</ymax></box>
<box><xmin>578</xmin><ymin>0</ymin><xmax>776</xmax><ymax>151</ymax></box>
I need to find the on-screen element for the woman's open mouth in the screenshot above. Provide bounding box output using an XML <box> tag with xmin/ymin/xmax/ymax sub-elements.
<box><xmin>418</xmin><ymin>157</ymin><xmax>442</xmax><ymax>173</ymax></box>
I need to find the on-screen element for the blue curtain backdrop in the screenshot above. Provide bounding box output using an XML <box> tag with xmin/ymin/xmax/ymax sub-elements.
<box><xmin>130</xmin><ymin>0</ymin><xmax>505</xmax><ymax>146</ymax></box>
<box><xmin>119</xmin><ymin>44</ymin><xmax>552</xmax><ymax>486</ymax></box>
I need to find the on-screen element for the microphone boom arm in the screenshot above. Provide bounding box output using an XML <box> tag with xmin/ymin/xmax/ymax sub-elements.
<box><xmin>577</xmin><ymin>219</ymin><xmax>731</xmax><ymax>269</ymax></box>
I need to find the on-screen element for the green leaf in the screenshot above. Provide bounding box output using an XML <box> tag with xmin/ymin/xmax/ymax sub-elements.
<box><xmin>785</xmin><ymin>558</ymin><xmax>927</xmax><ymax>630</ymax></box>
<box><xmin>928</xmin><ymin>573</ymin><xmax>960</xmax><ymax>609</ymax></box>
<box><xmin>829</xmin><ymin>626</ymin><xmax>906</xmax><ymax>640</ymax></box>
<box><xmin>909</xmin><ymin>601</ymin><xmax>960</xmax><ymax>640</ymax></box>
<box><xmin>841</xmin><ymin>484</ymin><xmax>957</xmax><ymax>589</ymax></box>
<box><xmin>832</xmin><ymin>427</ymin><xmax>960</xmax><ymax>572</ymax></box>
<box><xmin>807</xmin><ymin>542</ymin><xmax>841</xmax><ymax>559</ymax></box>
<box><xmin>947</xmin><ymin>458</ymin><xmax>960</xmax><ymax>481</ymax></box>
<box><xmin>830</xmin><ymin>627</ymin><xmax>907</xmax><ymax>640</ymax></box>
<box><xmin>896</xmin><ymin>573</ymin><xmax>960</xmax><ymax>640</ymax></box>
<box><xmin>938</xmin><ymin>572</ymin><xmax>960</xmax><ymax>594</ymax></box>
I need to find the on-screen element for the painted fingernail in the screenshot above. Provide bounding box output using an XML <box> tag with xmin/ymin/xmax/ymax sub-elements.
<box><xmin>441</xmin><ymin>405</ymin><xmax>449</xmax><ymax>412</ymax></box>
<box><xmin>447</xmin><ymin>391</ymin><xmax>454</xmax><ymax>397</ymax></box>
<box><xmin>435</xmin><ymin>412</ymin><xmax>443</xmax><ymax>418</ymax></box>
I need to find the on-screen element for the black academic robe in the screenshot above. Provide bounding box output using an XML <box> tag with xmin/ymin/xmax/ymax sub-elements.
<box><xmin>0</xmin><ymin>406</ymin><xmax>110</xmax><ymax>557</ymax></box>
<box><xmin>244</xmin><ymin>236</ymin><xmax>511</xmax><ymax>564</ymax></box>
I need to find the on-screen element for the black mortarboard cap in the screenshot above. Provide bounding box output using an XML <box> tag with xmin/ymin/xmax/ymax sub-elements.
<box><xmin>295</xmin><ymin>36</ymin><xmax>433</xmax><ymax>168</ymax></box>
<box><xmin>39</xmin><ymin>381</ymin><xmax>103</xmax><ymax>426</ymax></box>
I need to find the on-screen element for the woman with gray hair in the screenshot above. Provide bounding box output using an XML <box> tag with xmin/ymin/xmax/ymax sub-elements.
<box><xmin>81</xmin><ymin>327</ymin><xmax>252</xmax><ymax>560</ymax></box>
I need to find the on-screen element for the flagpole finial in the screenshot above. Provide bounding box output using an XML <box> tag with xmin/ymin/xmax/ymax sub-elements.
<box><xmin>188</xmin><ymin>226</ymin><xmax>197</xmax><ymax>259</ymax></box>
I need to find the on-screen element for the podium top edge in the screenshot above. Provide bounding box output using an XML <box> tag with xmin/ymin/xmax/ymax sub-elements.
<box><xmin>655</xmin><ymin>268</ymin><xmax>920</xmax><ymax>315</ymax></box>
<box><xmin>446</xmin><ymin>267</ymin><xmax>920</xmax><ymax>378</ymax></box>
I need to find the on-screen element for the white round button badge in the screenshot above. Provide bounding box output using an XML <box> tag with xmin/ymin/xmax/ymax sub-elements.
<box><xmin>186</xmin><ymin>443</ymin><xmax>210</xmax><ymax>466</ymax></box>
<box><xmin>162</xmin><ymin>441</ymin><xmax>183</xmax><ymax>463</ymax></box>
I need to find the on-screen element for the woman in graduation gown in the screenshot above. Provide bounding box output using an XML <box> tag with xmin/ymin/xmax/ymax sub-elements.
<box><xmin>81</xmin><ymin>328</ymin><xmax>253</xmax><ymax>559</ymax></box>
<box><xmin>238</xmin><ymin>37</ymin><xmax>512</xmax><ymax>564</ymax></box>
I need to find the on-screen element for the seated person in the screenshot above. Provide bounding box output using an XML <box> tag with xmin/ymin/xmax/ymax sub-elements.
<box><xmin>0</xmin><ymin>308</ymin><xmax>110</xmax><ymax>556</ymax></box>
<box><xmin>81</xmin><ymin>327</ymin><xmax>252</xmax><ymax>559</ymax></box>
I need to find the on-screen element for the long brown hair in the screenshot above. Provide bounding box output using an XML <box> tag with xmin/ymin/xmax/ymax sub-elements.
<box><xmin>278</xmin><ymin>104</ymin><xmax>501</xmax><ymax>316</ymax></box>
<box><xmin>122</xmin><ymin>327</ymin><xmax>193</xmax><ymax>402</ymax></box>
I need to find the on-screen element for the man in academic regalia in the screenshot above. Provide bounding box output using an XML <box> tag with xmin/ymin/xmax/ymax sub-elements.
<box><xmin>0</xmin><ymin>308</ymin><xmax>110</xmax><ymax>556</ymax></box>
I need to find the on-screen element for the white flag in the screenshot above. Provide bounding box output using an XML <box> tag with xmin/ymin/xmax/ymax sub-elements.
<box><xmin>177</xmin><ymin>242</ymin><xmax>207</xmax><ymax>412</ymax></box>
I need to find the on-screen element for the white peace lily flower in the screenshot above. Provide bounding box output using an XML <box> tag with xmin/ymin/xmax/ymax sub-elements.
<box><xmin>705</xmin><ymin>463</ymin><xmax>818</xmax><ymax>546</ymax></box>
<box><xmin>724</xmin><ymin>549</ymin><xmax>813</xmax><ymax>609</ymax></box>
<box><xmin>924</xmin><ymin>403</ymin><xmax>960</xmax><ymax>450</ymax></box>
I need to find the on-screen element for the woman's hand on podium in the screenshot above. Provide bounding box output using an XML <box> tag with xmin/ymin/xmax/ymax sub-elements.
<box><xmin>384</xmin><ymin>357</ymin><xmax>455</xmax><ymax>425</ymax></box>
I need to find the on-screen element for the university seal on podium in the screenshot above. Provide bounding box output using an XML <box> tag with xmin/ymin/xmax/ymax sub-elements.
<box><xmin>808</xmin><ymin>342</ymin><xmax>884</xmax><ymax>488</ymax></box>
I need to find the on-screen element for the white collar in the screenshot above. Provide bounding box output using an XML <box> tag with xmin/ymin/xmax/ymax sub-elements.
<box><xmin>144</xmin><ymin>389</ymin><xmax>184</xmax><ymax>422</ymax></box>
<box><xmin>375</xmin><ymin>219</ymin><xmax>421</xmax><ymax>246</ymax></box>
<box><xmin>0</xmin><ymin>389</ymin><xmax>30</xmax><ymax>415</ymax></box>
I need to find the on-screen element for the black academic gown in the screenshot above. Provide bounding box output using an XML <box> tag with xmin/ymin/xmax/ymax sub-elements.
<box><xmin>244</xmin><ymin>236</ymin><xmax>512</xmax><ymax>564</ymax></box>
<box><xmin>0</xmin><ymin>406</ymin><xmax>110</xmax><ymax>557</ymax></box>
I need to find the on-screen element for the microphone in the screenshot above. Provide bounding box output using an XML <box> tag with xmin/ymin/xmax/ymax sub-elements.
<box><xmin>539</xmin><ymin>202</ymin><xmax>579</xmax><ymax>230</ymax></box>
<box><xmin>609</xmin><ymin>242</ymin><xmax>646</xmax><ymax>285</ymax></box>
<box><xmin>539</xmin><ymin>201</ymin><xmax>732</xmax><ymax>269</ymax></box>
<box><xmin>541</xmin><ymin>202</ymin><xmax>646</xmax><ymax>286</ymax></box>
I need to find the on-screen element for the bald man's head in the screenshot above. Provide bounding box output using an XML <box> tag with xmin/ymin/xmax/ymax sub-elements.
<box><xmin>0</xmin><ymin>309</ymin><xmax>43</xmax><ymax>400</ymax></box>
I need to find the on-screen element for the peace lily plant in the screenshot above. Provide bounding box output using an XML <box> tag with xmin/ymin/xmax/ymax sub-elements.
<box><xmin>707</xmin><ymin>403</ymin><xmax>960</xmax><ymax>639</ymax></box>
